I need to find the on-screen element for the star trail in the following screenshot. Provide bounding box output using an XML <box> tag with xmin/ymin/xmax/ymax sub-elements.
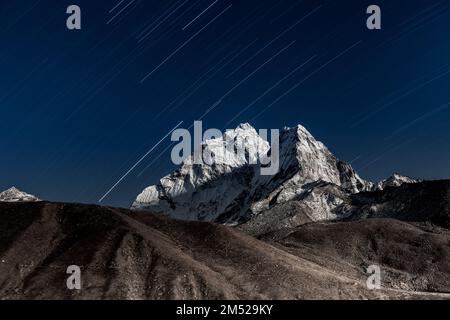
<box><xmin>0</xmin><ymin>0</ymin><xmax>449</xmax><ymax>207</ymax></box>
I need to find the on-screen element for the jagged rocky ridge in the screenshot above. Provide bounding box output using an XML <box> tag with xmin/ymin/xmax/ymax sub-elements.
<box><xmin>0</xmin><ymin>187</ymin><xmax>40</xmax><ymax>203</ymax></box>
<box><xmin>131</xmin><ymin>123</ymin><xmax>417</xmax><ymax>223</ymax></box>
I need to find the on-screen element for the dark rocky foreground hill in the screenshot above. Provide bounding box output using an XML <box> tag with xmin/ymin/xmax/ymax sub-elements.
<box><xmin>0</xmin><ymin>191</ymin><xmax>449</xmax><ymax>299</ymax></box>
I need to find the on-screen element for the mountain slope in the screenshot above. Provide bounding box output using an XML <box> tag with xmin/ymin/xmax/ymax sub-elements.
<box><xmin>264</xmin><ymin>219</ymin><xmax>450</xmax><ymax>294</ymax></box>
<box><xmin>0</xmin><ymin>202</ymin><xmax>449</xmax><ymax>300</ymax></box>
<box><xmin>0</xmin><ymin>202</ymin><xmax>450</xmax><ymax>299</ymax></box>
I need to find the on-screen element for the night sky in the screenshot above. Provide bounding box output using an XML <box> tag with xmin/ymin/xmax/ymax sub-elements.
<box><xmin>1</xmin><ymin>0</ymin><xmax>449</xmax><ymax>208</ymax></box>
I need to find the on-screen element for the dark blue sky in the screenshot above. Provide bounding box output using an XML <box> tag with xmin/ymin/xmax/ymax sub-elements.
<box><xmin>1</xmin><ymin>0</ymin><xmax>449</xmax><ymax>208</ymax></box>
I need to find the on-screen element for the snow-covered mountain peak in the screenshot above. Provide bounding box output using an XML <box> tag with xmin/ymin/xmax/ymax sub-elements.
<box><xmin>281</xmin><ymin>124</ymin><xmax>319</xmax><ymax>143</ymax></box>
<box><xmin>132</xmin><ymin>123</ymin><xmax>375</xmax><ymax>222</ymax></box>
<box><xmin>375</xmin><ymin>173</ymin><xmax>418</xmax><ymax>189</ymax></box>
<box><xmin>391</xmin><ymin>173</ymin><xmax>417</xmax><ymax>183</ymax></box>
<box><xmin>0</xmin><ymin>187</ymin><xmax>40</xmax><ymax>202</ymax></box>
<box><xmin>131</xmin><ymin>123</ymin><xmax>416</xmax><ymax>224</ymax></box>
<box><xmin>132</xmin><ymin>123</ymin><xmax>272</xmax><ymax>221</ymax></box>
<box><xmin>182</xmin><ymin>122</ymin><xmax>269</xmax><ymax>169</ymax></box>
<box><xmin>284</xmin><ymin>123</ymin><xmax>312</xmax><ymax>135</ymax></box>
<box><xmin>6</xmin><ymin>186</ymin><xmax>19</xmax><ymax>193</ymax></box>
<box><xmin>224</xmin><ymin>122</ymin><xmax>267</xmax><ymax>146</ymax></box>
<box><xmin>236</xmin><ymin>122</ymin><xmax>254</xmax><ymax>131</ymax></box>
<box><xmin>280</xmin><ymin>124</ymin><xmax>329</xmax><ymax>156</ymax></box>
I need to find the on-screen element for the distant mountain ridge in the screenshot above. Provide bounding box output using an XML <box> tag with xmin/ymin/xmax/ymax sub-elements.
<box><xmin>238</xmin><ymin>179</ymin><xmax>450</xmax><ymax>236</ymax></box>
<box><xmin>0</xmin><ymin>187</ymin><xmax>40</xmax><ymax>203</ymax></box>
